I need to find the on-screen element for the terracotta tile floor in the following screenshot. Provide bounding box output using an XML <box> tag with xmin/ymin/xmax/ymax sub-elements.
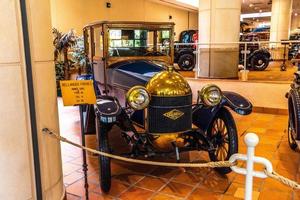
<box><xmin>58</xmin><ymin>99</ymin><xmax>300</xmax><ymax>200</ymax></box>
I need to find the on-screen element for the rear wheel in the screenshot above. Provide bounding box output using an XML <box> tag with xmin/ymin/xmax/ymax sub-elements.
<box><xmin>96</xmin><ymin>119</ymin><xmax>112</xmax><ymax>193</ymax></box>
<box><xmin>288</xmin><ymin>93</ymin><xmax>300</xmax><ymax>150</ymax></box>
<box><xmin>207</xmin><ymin>107</ymin><xmax>238</xmax><ymax>174</ymax></box>
<box><xmin>250</xmin><ymin>53</ymin><xmax>269</xmax><ymax>71</ymax></box>
<box><xmin>178</xmin><ymin>54</ymin><xmax>195</xmax><ymax>71</ymax></box>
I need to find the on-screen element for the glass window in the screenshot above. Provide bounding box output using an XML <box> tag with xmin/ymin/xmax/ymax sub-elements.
<box><xmin>108</xmin><ymin>28</ymin><xmax>171</xmax><ymax>57</ymax></box>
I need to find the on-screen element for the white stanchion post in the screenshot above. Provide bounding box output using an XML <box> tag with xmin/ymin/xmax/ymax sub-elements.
<box><xmin>193</xmin><ymin>49</ymin><xmax>198</xmax><ymax>79</ymax></box>
<box><xmin>244</xmin><ymin>133</ymin><xmax>259</xmax><ymax>200</ymax></box>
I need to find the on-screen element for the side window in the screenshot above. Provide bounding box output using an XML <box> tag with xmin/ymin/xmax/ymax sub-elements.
<box><xmin>93</xmin><ymin>27</ymin><xmax>103</xmax><ymax>58</ymax></box>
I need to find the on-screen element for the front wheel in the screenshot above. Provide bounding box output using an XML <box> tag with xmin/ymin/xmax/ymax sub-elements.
<box><xmin>288</xmin><ymin>94</ymin><xmax>300</xmax><ymax>150</ymax></box>
<box><xmin>207</xmin><ymin>107</ymin><xmax>238</xmax><ymax>174</ymax></box>
<box><xmin>96</xmin><ymin>119</ymin><xmax>112</xmax><ymax>193</ymax></box>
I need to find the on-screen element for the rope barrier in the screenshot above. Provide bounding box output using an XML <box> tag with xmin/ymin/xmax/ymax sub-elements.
<box><xmin>42</xmin><ymin>128</ymin><xmax>234</xmax><ymax>168</ymax></box>
<box><xmin>42</xmin><ymin>128</ymin><xmax>300</xmax><ymax>190</ymax></box>
<box><xmin>264</xmin><ymin>170</ymin><xmax>300</xmax><ymax>190</ymax></box>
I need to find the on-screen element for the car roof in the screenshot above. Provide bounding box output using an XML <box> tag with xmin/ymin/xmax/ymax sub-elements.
<box><xmin>83</xmin><ymin>21</ymin><xmax>175</xmax><ymax>30</ymax></box>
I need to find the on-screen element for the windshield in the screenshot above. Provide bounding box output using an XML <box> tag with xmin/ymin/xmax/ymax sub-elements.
<box><xmin>108</xmin><ymin>29</ymin><xmax>171</xmax><ymax>57</ymax></box>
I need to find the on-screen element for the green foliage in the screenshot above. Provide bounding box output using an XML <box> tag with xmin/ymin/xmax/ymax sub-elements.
<box><xmin>69</xmin><ymin>36</ymin><xmax>88</xmax><ymax>70</ymax></box>
<box><xmin>52</xmin><ymin>28</ymin><xmax>77</xmax><ymax>81</ymax></box>
<box><xmin>55</xmin><ymin>61</ymin><xmax>65</xmax><ymax>81</ymax></box>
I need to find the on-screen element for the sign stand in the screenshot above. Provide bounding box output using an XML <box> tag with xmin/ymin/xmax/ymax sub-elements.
<box><xmin>79</xmin><ymin>105</ymin><xmax>89</xmax><ymax>200</ymax></box>
<box><xmin>60</xmin><ymin>80</ymin><xmax>97</xmax><ymax>200</ymax></box>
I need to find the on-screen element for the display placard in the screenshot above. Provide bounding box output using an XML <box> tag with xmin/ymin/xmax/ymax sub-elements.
<box><xmin>60</xmin><ymin>80</ymin><xmax>96</xmax><ymax>106</ymax></box>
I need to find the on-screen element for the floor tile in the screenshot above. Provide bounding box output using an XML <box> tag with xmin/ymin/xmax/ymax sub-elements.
<box><xmin>187</xmin><ymin>188</ymin><xmax>222</xmax><ymax>200</ymax></box>
<box><xmin>150</xmin><ymin>192</ymin><xmax>183</xmax><ymax>200</ymax></box>
<box><xmin>258</xmin><ymin>189</ymin><xmax>292</xmax><ymax>200</ymax></box>
<box><xmin>135</xmin><ymin>175</ymin><xmax>168</xmax><ymax>191</ymax></box>
<box><xmin>234</xmin><ymin>188</ymin><xmax>259</xmax><ymax>200</ymax></box>
<box><xmin>92</xmin><ymin>179</ymin><xmax>130</xmax><ymax>197</ymax></box>
<box><xmin>118</xmin><ymin>186</ymin><xmax>154</xmax><ymax>200</ymax></box>
<box><xmin>159</xmin><ymin>181</ymin><xmax>194</xmax><ymax>198</ymax></box>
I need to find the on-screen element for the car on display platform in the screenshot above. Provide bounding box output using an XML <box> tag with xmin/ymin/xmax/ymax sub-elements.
<box><xmin>288</xmin><ymin>31</ymin><xmax>300</xmax><ymax>61</ymax></box>
<box><xmin>239</xmin><ymin>35</ymin><xmax>271</xmax><ymax>71</ymax></box>
<box><xmin>81</xmin><ymin>21</ymin><xmax>253</xmax><ymax>193</ymax></box>
<box><xmin>174</xmin><ymin>30</ymin><xmax>198</xmax><ymax>71</ymax></box>
<box><xmin>174</xmin><ymin>29</ymin><xmax>271</xmax><ymax>71</ymax></box>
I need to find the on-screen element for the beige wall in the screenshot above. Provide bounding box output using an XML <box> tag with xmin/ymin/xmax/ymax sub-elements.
<box><xmin>188</xmin><ymin>79</ymin><xmax>289</xmax><ymax>110</ymax></box>
<box><xmin>50</xmin><ymin>0</ymin><xmax>198</xmax><ymax>39</ymax></box>
<box><xmin>0</xmin><ymin>0</ymin><xmax>64</xmax><ymax>199</ymax></box>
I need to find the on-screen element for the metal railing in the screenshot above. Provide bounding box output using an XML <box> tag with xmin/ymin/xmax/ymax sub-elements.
<box><xmin>174</xmin><ymin>40</ymin><xmax>300</xmax><ymax>80</ymax></box>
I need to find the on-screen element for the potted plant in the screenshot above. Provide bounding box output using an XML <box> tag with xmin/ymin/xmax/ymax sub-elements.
<box><xmin>52</xmin><ymin>28</ymin><xmax>76</xmax><ymax>96</ymax></box>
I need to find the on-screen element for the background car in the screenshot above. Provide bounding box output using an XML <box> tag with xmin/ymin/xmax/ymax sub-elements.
<box><xmin>174</xmin><ymin>30</ymin><xmax>197</xmax><ymax>71</ymax></box>
<box><xmin>288</xmin><ymin>32</ymin><xmax>300</xmax><ymax>61</ymax></box>
<box><xmin>239</xmin><ymin>35</ymin><xmax>271</xmax><ymax>71</ymax></box>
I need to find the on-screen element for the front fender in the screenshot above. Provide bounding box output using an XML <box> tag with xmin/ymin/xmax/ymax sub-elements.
<box><xmin>249</xmin><ymin>48</ymin><xmax>271</xmax><ymax>59</ymax></box>
<box><xmin>192</xmin><ymin>104</ymin><xmax>222</xmax><ymax>131</ymax></box>
<box><xmin>192</xmin><ymin>91</ymin><xmax>252</xmax><ymax>131</ymax></box>
<box><xmin>222</xmin><ymin>91</ymin><xmax>252</xmax><ymax>115</ymax></box>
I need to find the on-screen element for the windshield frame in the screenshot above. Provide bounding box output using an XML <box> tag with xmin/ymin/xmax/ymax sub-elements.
<box><xmin>84</xmin><ymin>21</ymin><xmax>174</xmax><ymax>67</ymax></box>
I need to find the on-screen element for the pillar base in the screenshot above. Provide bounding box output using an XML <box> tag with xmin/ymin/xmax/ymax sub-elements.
<box><xmin>198</xmin><ymin>47</ymin><xmax>239</xmax><ymax>78</ymax></box>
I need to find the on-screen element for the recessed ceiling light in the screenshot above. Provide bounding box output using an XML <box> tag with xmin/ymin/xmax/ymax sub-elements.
<box><xmin>295</xmin><ymin>13</ymin><xmax>298</xmax><ymax>16</ymax></box>
<box><xmin>249</xmin><ymin>4</ymin><xmax>254</xmax><ymax>7</ymax></box>
<box><xmin>259</xmin><ymin>10</ymin><xmax>262</xmax><ymax>13</ymax></box>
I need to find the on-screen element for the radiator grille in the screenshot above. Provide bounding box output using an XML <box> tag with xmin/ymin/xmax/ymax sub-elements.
<box><xmin>148</xmin><ymin>94</ymin><xmax>192</xmax><ymax>134</ymax></box>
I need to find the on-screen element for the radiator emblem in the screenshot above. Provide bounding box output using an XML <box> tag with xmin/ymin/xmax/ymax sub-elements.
<box><xmin>163</xmin><ymin>109</ymin><xmax>184</xmax><ymax>120</ymax></box>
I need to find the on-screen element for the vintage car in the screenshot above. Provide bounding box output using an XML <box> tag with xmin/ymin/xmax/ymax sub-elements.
<box><xmin>288</xmin><ymin>32</ymin><xmax>300</xmax><ymax>61</ymax></box>
<box><xmin>173</xmin><ymin>29</ymin><xmax>271</xmax><ymax>71</ymax></box>
<box><xmin>239</xmin><ymin>35</ymin><xmax>271</xmax><ymax>71</ymax></box>
<box><xmin>286</xmin><ymin>72</ymin><xmax>300</xmax><ymax>150</ymax></box>
<box><xmin>81</xmin><ymin>21</ymin><xmax>252</xmax><ymax>193</ymax></box>
<box><xmin>174</xmin><ymin>30</ymin><xmax>198</xmax><ymax>71</ymax></box>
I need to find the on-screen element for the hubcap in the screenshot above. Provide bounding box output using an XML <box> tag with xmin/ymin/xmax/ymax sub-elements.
<box><xmin>184</xmin><ymin>60</ymin><xmax>190</xmax><ymax>66</ymax></box>
<box><xmin>256</xmin><ymin>59</ymin><xmax>265</xmax><ymax>68</ymax></box>
<box><xmin>211</xmin><ymin>118</ymin><xmax>229</xmax><ymax>161</ymax></box>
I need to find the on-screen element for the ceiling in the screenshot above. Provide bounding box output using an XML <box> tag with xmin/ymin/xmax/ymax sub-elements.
<box><xmin>152</xmin><ymin>0</ymin><xmax>300</xmax><ymax>14</ymax></box>
<box><xmin>241</xmin><ymin>0</ymin><xmax>272</xmax><ymax>14</ymax></box>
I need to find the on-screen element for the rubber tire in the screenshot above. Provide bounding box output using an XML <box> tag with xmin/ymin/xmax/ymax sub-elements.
<box><xmin>288</xmin><ymin>90</ymin><xmax>300</xmax><ymax>150</ymax></box>
<box><xmin>178</xmin><ymin>54</ymin><xmax>195</xmax><ymax>71</ymax></box>
<box><xmin>96</xmin><ymin>119</ymin><xmax>112</xmax><ymax>193</ymax></box>
<box><xmin>207</xmin><ymin>107</ymin><xmax>238</xmax><ymax>174</ymax></box>
<box><xmin>250</xmin><ymin>53</ymin><xmax>269</xmax><ymax>71</ymax></box>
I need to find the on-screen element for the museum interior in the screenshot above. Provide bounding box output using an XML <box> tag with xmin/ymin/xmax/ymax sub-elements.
<box><xmin>2</xmin><ymin>0</ymin><xmax>300</xmax><ymax>199</ymax></box>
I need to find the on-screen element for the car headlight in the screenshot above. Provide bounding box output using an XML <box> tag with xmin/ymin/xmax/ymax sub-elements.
<box><xmin>199</xmin><ymin>84</ymin><xmax>222</xmax><ymax>106</ymax></box>
<box><xmin>126</xmin><ymin>86</ymin><xmax>150</xmax><ymax>110</ymax></box>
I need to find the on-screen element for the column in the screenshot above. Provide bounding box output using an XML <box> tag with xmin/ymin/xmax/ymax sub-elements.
<box><xmin>270</xmin><ymin>0</ymin><xmax>293</xmax><ymax>42</ymax></box>
<box><xmin>198</xmin><ymin>0</ymin><xmax>241</xmax><ymax>78</ymax></box>
<box><xmin>0</xmin><ymin>0</ymin><xmax>64</xmax><ymax>199</ymax></box>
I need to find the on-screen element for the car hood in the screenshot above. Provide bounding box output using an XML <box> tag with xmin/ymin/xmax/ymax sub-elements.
<box><xmin>107</xmin><ymin>60</ymin><xmax>164</xmax><ymax>90</ymax></box>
